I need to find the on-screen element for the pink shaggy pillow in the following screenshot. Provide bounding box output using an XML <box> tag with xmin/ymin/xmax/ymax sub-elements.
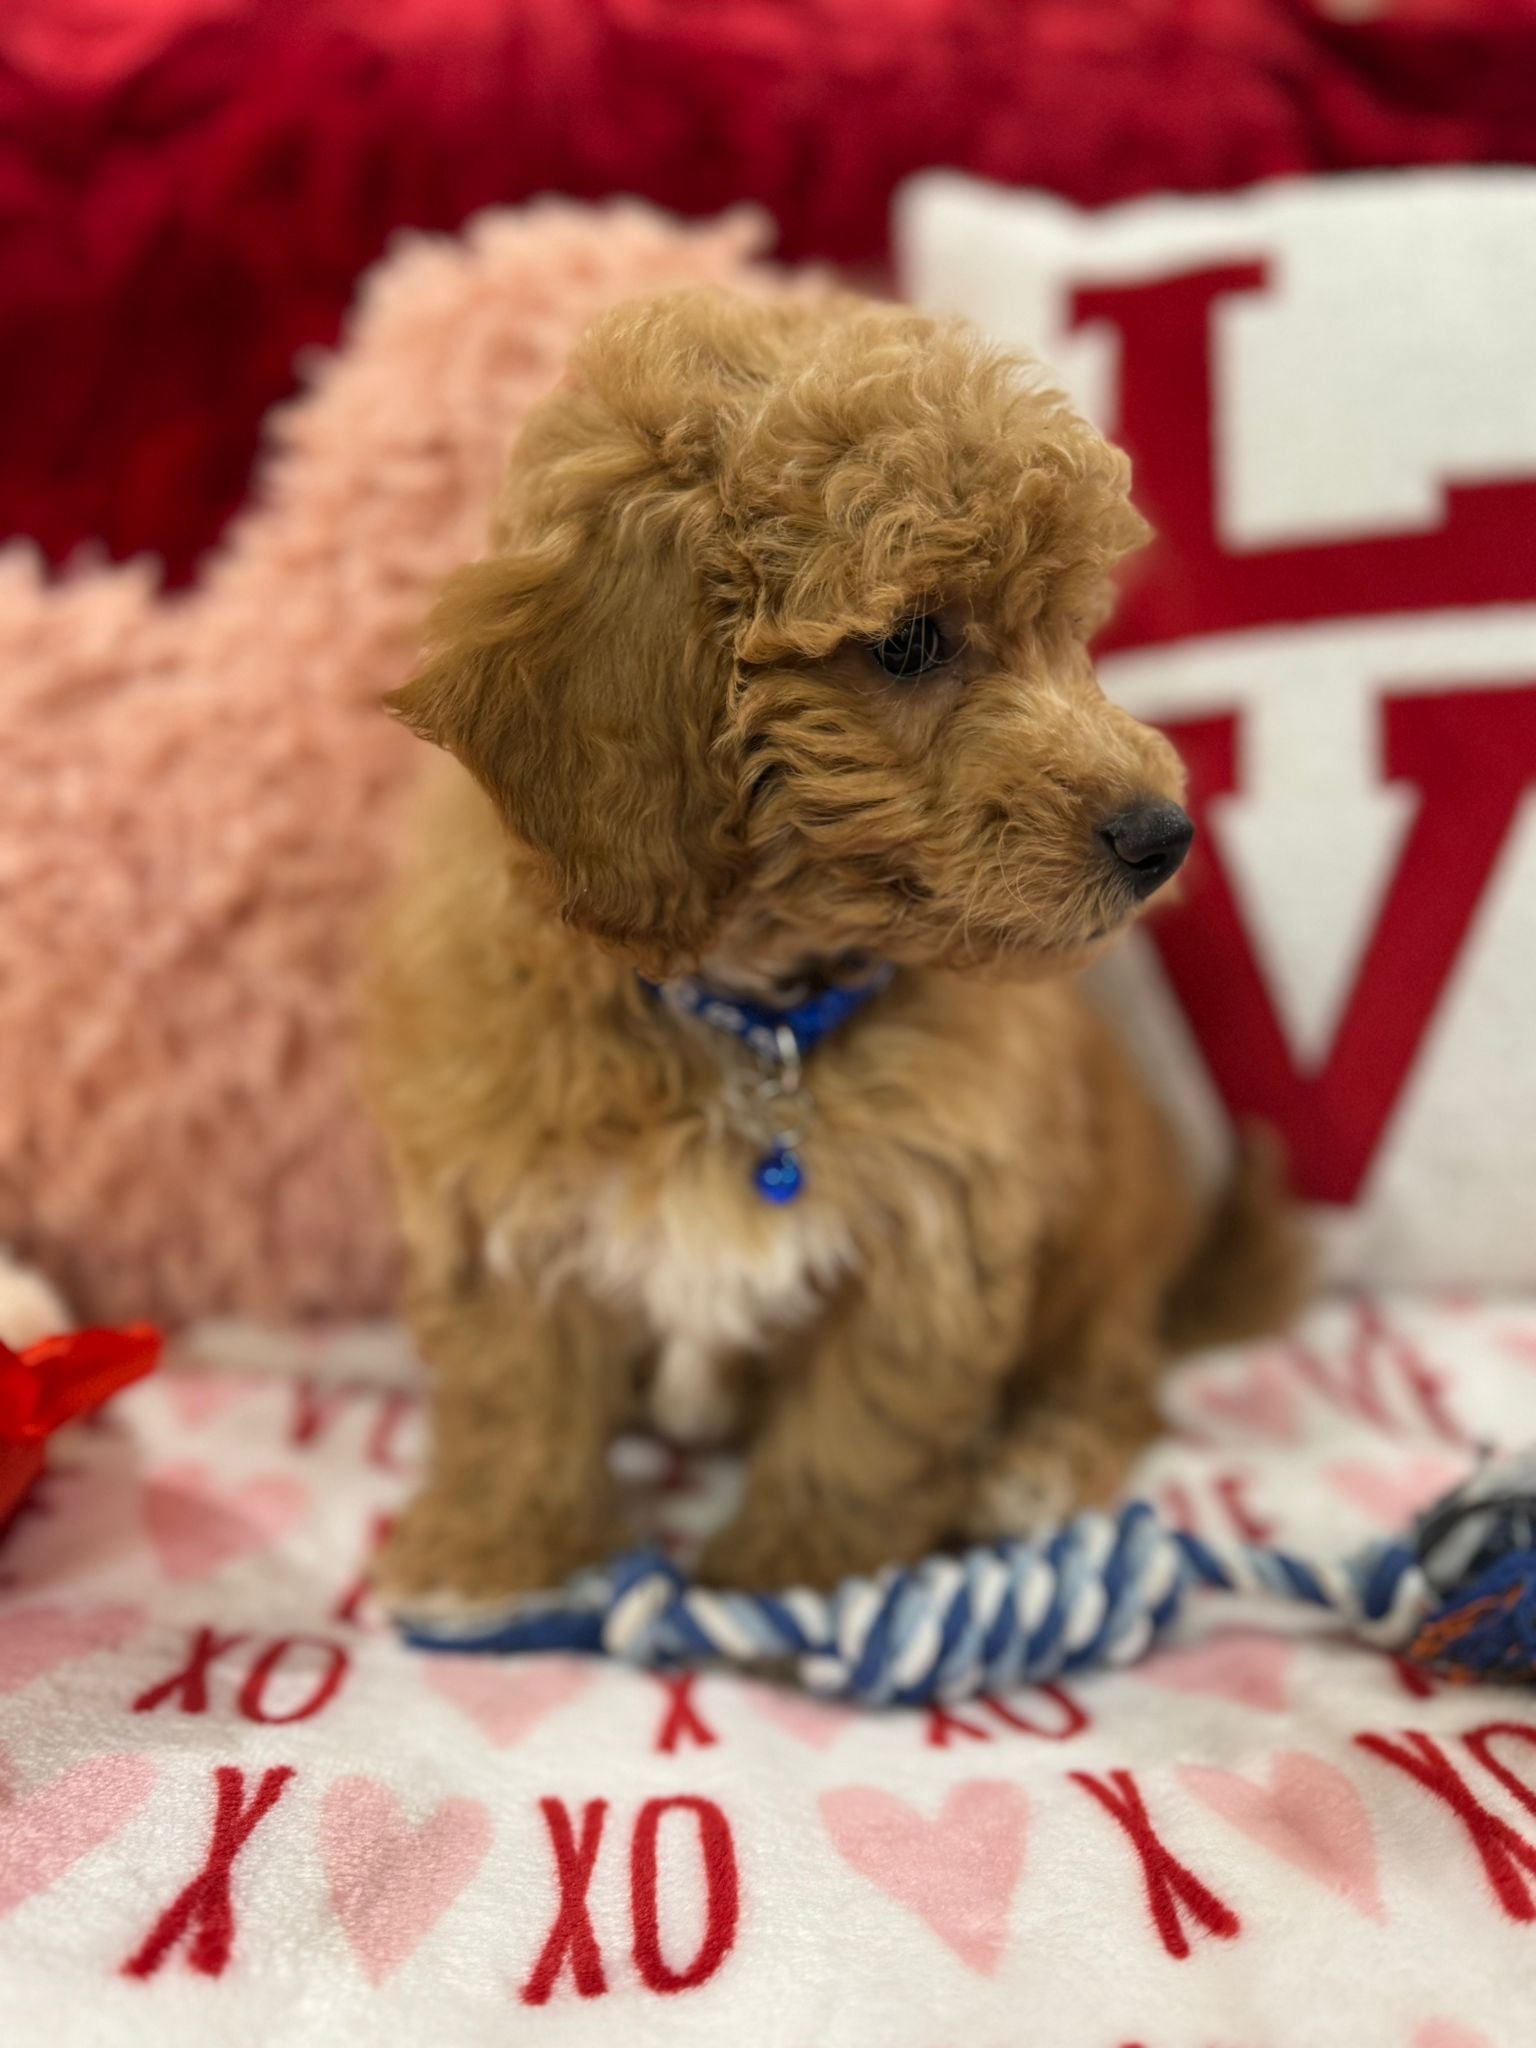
<box><xmin>0</xmin><ymin>203</ymin><xmax>780</xmax><ymax>1325</ymax></box>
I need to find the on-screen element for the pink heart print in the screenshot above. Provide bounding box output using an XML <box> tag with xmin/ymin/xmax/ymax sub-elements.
<box><xmin>748</xmin><ymin>1683</ymin><xmax>857</xmax><ymax>1750</ymax></box>
<box><xmin>1179</xmin><ymin>1751</ymin><xmax>1384</xmax><ymax>1919</ymax></box>
<box><xmin>1326</xmin><ymin>1453</ymin><xmax>1470</xmax><ymax>1531</ymax></box>
<box><xmin>0</xmin><ymin>1602</ymin><xmax>145</xmax><ymax>1695</ymax></box>
<box><xmin>321</xmin><ymin>1776</ymin><xmax>493</xmax><ymax>1985</ymax></box>
<box><xmin>162</xmin><ymin>1374</ymin><xmax>256</xmax><ymax>1429</ymax></box>
<box><xmin>0</xmin><ymin>1750</ymin><xmax>157</xmax><ymax>1917</ymax></box>
<box><xmin>1188</xmin><ymin>1349</ymin><xmax>1303</xmax><ymax>1444</ymax></box>
<box><xmin>1140</xmin><ymin>1633</ymin><xmax>1294</xmax><ymax>1712</ymax></box>
<box><xmin>422</xmin><ymin>1654</ymin><xmax>594</xmax><ymax>1747</ymax></box>
<box><xmin>819</xmin><ymin>1780</ymin><xmax>1028</xmax><ymax>1975</ymax></box>
<box><xmin>144</xmin><ymin>1462</ymin><xmax>310</xmax><ymax>1581</ymax></box>
<box><xmin>1414</xmin><ymin>2025</ymin><xmax>1496</xmax><ymax>2048</ymax></box>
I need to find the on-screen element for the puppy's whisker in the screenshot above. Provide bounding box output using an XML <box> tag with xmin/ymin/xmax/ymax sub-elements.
<box><xmin>992</xmin><ymin>821</ymin><xmax>1032</xmax><ymax>919</ymax></box>
<box><xmin>957</xmin><ymin>842</ymin><xmax>997</xmax><ymax>961</ymax></box>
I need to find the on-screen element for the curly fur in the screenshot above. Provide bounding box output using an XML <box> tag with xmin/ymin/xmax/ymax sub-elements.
<box><xmin>367</xmin><ymin>288</ymin><xmax>1302</xmax><ymax>1601</ymax></box>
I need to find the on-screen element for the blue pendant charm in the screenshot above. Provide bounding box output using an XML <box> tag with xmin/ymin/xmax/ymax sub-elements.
<box><xmin>754</xmin><ymin>1146</ymin><xmax>805</xmax><ymax>1205</ymax></box>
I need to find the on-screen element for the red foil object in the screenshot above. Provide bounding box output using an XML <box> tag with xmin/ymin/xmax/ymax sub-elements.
<box><xmin>0</xmin><ymin>1324</ymin><xmax>161</xmax><ymax>1529</ymax></box>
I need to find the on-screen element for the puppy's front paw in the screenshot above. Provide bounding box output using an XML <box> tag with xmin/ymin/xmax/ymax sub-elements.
<box><xmin>699</xmin><ymin>1498</ymin><xmax>933</xmax><ymax>1592</ymax></box>
<box><xmin>373</xmin><ymin>1489</ymin><xmax>607</xmax><ymax>1617</ymax></box>
<box><xmin>967</xmin><ymin>1458</ymin><xmax>1076</xmax><ymax>1543</ymax></box>
<box><xmin>964</xmin><ymin>1410</ymin><xmax>1145</xmax><ymax>1542</ymax></box>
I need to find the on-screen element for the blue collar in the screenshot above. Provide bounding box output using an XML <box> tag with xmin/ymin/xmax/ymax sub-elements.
<box><xmin>639</xmin><ymin>963</ymin><xmax>893</xmax><ymax>1205</ymax></box>
<box><xmin>641</xmin><ymin>964</ymin><xmax>894</xmax><ymax>1067</ymax></box>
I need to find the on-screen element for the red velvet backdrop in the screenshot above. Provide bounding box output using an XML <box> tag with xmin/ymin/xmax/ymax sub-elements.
<box><xmin>4</xmin><ymin>0</ymin><xmax>1535</xmax><ymax>579</ymax></box>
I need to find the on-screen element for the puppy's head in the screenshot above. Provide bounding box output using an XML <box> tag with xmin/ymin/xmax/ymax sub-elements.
<box><xmin>391</xmin><ymin>289</ymin><xmax>1187</xmax><ymax>980</ymax></box>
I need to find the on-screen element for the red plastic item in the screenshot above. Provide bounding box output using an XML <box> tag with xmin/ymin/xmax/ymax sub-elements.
<box><xmin>0</xmin><ymin>1324</ymin><xmax>161</xmax><ymax>1530</ymax></box>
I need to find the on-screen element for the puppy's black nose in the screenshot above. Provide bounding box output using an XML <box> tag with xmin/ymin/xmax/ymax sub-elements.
<box><xmin>1097</xmin><ymin>800</ymin><xmax>1195</xmax><ymax>899</ymax></box>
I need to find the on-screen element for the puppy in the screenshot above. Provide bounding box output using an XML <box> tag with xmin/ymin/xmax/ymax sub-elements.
<box><xmin>366</xmin><ymin>288</ymin><xmax>1299</xmax><ymax>1607</ymax></box>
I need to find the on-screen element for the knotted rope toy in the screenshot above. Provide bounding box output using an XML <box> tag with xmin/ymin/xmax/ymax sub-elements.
<box><xmin>401</xmin><ymin>1451</ymin><xmax>1536</xmax><ymax>1706</ymax></box>
<box><xmin>0</xmin><ymin>1324</ymin><xmax>163</xmax><ymax>1531</ymax></box>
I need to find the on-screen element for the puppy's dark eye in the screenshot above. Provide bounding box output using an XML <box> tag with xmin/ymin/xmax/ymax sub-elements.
<box><xmin>868</xmin><ymin>614</ymin><xmax>951</xmax><ymax>681</ymax></box>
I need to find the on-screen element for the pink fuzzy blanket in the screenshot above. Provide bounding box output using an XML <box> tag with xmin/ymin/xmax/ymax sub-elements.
<box><xmin>0</xmin><ymin>204</ymin><xmax>780</xmax><ymax>1327</ymax></box>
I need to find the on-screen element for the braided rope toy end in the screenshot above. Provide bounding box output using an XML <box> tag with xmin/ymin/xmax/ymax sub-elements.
<box><xmin>397</xmin><ymin>1449</ymin><xmax>1536</xmax><ymax>1706</ymax></box>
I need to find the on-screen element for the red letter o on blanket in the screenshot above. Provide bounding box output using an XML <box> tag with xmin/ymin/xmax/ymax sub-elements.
<box><xmin>630</xmin><ymin>1797</ymin><xmax>739</xmax><ymax>1993</ymax></box>
<box><xmin>236</xmin><ymin>1637</ymin><xmax>350</xmax><ymax>1725</ymax></box>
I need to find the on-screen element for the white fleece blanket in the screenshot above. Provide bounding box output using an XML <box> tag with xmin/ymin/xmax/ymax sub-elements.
<box><xmin>3</xmin><ymin>1296</ymin><xmax>1536</xmax><ymax>2047</ymax></box>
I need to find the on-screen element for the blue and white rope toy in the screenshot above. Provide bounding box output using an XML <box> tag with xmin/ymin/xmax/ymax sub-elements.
<box><xmin>402</xmin><ymin>1450</ymin><xmax>1536</xmax><ymax>1706</ymax></box>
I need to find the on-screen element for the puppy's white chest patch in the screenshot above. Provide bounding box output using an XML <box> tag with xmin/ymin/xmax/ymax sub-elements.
<box><xmin>585</xmin><ymin>1162</ymin><xmax>853</xmax><ymax>1442</ymax></box>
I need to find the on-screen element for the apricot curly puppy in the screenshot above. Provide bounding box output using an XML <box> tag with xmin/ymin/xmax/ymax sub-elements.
<box><xmin>367</xmin><ymin>288</ymin><xmax>1299</xmax><ymax>1608</ymax></box>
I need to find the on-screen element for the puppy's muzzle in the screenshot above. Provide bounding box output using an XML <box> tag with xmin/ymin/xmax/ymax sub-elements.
<box><xmin>1097</xmin><ymin>799</ymin><xmax>1195</xmax><ymax>901</ymax></box>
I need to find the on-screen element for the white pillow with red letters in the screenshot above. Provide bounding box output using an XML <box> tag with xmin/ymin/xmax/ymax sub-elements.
<box><xmin>897</xmin><ymin>169</ymin><xmax>1536</xmax><ymax>1290</ymax></box>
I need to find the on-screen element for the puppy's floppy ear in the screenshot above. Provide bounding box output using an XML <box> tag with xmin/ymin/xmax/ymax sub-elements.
<box><xmin>389</xmin><ymin>483</ymin><xmax>744</xmax><ymax>974</ymax></box>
